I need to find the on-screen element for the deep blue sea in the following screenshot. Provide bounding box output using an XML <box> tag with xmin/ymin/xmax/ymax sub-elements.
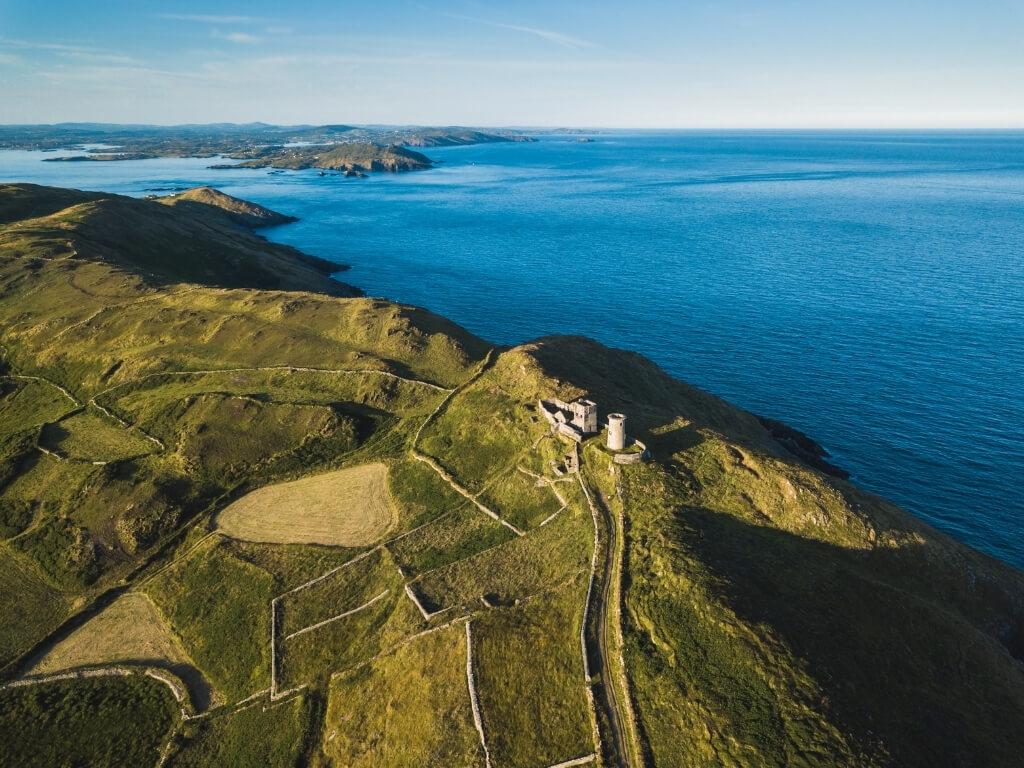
<box><xmin>2</xmin><ymin>131</ymin><xmax>1023</xmax><ymax>567</ymax></box>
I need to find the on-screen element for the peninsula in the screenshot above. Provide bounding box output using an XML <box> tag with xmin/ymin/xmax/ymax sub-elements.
<box><xmin>0</xmin><ymin>184</ymin><xmax>1022</xmax><ymax>768</ymax></box>
<box><xmin>3</xmin><ymin>123</ymin><xmax>535</xmax><ymax>175</ymax></box>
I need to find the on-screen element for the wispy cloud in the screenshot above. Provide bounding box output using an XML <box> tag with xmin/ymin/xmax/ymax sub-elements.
<box><xmin>441</xmin><ymin>12</ymin><xmax>595</xmax><ymax>49</ymax></box>
<box><xmin>38</xmin><ymin>63</ymin><xmax>214</xmax><ymax>85</ymax></box>
<box><xmin>0</xmin><ymin>36</ymin><xmax>140</xmax><ymax>65</ymax></box>
<box><xmin>0</xmin><ymin>35</ymin><xmax>109</xmax><ymax>55</ymax></box>
<box><xmin>56</xmin><ymin>50</ymin><xmax>142</xmax><ymax>65</ymax></box>
<box><xmin>215</xmin><ymin>31</ymin><xmax>262</xmax><ymax>45</ymax></box>
<box><xmin>158</xmin><ymin>14</ymin><xmax>267</xmax><ymax>25</ymax></box>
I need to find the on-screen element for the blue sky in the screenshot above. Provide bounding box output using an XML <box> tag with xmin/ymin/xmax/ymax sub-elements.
<box><xmin>0</xmin><ymin>0</ymin><xmax>1021</xmax><ymax>127</ymax></box>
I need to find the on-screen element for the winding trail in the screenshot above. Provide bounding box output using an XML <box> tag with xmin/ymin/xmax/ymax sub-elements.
<box><xmin>578</xmin><ymin>461</ymin><xmax>643</xmax><ymax>768</ymax></box>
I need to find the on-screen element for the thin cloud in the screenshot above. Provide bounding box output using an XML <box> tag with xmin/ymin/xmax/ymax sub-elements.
<box><xmin>57</xmin><ymin>50</ymin><xmax>142</xmax><ymax>65</ymax></box>
<box><xmin>216</xmin><ymin>31</ymin><xmax>262</xmax><ymax>45</ymax></box>
<box><xmin>158</xmin><ymin>14</ymin><xmax>267</xmax><ymax>24</ymax></box>
<box><xmin>38</xmin><ymin>63</ymin><xmax>214</xmax><ymax>84</ymax></box>
<box><xmin>0</xmin><ymin>36</ymin><xmax>109</xmax><ymax>55</ymax></box>
<box><xmin>0</xmin><ymin>36</ymin><xmax>140</xmax><ymax>65</ymax></box>
<box><xmin>441</xmin><ymin>12</ymin><xmax>595</xmax><ymax>49</ymax></box>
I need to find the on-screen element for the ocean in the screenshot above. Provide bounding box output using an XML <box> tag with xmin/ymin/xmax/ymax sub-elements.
<box><xmin>2</xmin><ymin>131</ymin><xmax>1023</xmax><ymax>567</ymax></box>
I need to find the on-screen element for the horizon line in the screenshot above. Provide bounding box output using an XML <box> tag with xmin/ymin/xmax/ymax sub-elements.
<box><xmin>2</xmin><ymin>121</ymin><xmax>1024</xmax><ymax>132</ymax></box>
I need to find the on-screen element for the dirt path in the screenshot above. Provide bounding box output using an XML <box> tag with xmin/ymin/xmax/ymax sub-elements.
<box><xmin>92</xmin><ymin>364</ymin><xmax>453</xmax><ymax>406</ymax></box>
<box><xmin>578</xmin><ymin>465</ymin><xmax>643</xmax><ymax>768</ymax></box>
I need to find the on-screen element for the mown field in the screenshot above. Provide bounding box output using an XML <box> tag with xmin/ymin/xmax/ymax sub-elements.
<box><xmin>218</xmin><ymin>463</ymin><xmax>395</xmax><ymax>546</ymax></box>
<box><xmin>29</xmin><ymin>592</ymin><xmax>212</xmax><ymax>708</ymax></box>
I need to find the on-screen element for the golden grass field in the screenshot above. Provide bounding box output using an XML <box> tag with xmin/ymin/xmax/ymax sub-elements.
<box><xmin>216</xmin><ymin>462</ymin><xmax>396</xmax><ymax>546</ymax></box>
<box><xmin>31</xmin><ymin>592</ymin><xmax>193</xmax><ymax>675</ymax></box>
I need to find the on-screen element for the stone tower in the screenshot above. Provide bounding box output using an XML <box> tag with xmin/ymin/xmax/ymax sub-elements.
<box><xmin>570</xmin><ymin>399</ymin><xmax>598</xmax><ymax>434</ymax></box>
<box><xmin>607</xmin><ymin>413</ymin><xmax>626</xmax><ymax>451</ymax></box>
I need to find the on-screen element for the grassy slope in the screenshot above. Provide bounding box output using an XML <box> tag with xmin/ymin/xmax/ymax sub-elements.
<box><xmin>321</xmin><ymin>622</ymin><xmax>483</xmax><ymax>767</ymax></box>
<box><xmin>173</xmin><ymin>694</ymin><xmax>311</xmax><ymax>768</ymax></box>
<box><xmin>525</xmin><ymin>336</ymin><xmax>1024</xmax><ymax>767</ymax></box>
<box><xmin>1</xmin><ymin>184</ymin><xmax>1022</xmax><ymax>766</ymax></box>
<box><xmin>0</xmin><ymin>183</ymin><xmax>486</xmax><ymax>674</ymax></box>
<box><xmin>145</xmin><ymin>537</ymin><xmax>273</xmax><ymax>702</ymax></box>
<box><xmin>0</xmin><ymin>183</ymin><xmax>354</xmax><ymax>295</ymax></box>
<box><xmin>473</xmin><ymin>575</ymin><xmax>593</xmax><ymax>766</ymax></box>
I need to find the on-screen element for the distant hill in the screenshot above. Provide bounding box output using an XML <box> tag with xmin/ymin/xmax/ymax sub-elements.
<box><xmin>0</xmin><ymin>183</ymin><xmax>1022</xmax><ymax>768</ymax></box>
<box><xmin>216</xmin><ymin>143</ymin><xmax>433</xmax><ymax>173</ymax></box>
<box><xmin>0</xmin><ymin>183</ymin><xmax>354</xmax><ymax>295</ymax></box>
<box><xmin>0</xmin><ymin>123</ymin><xmax>534</xmax><ymax>170</ymax></box>
<box><xmin>163</xmin><ymin>187</ymin><xmax>297</xmax><ymax>228</ymax></box>
<box><xmin>399</xmin><ymin>128</ymin><xmax>537</xmax><ymax>147</ymax></box>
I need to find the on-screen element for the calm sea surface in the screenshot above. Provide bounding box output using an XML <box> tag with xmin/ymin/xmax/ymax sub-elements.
<box><xmin>2</xmin><ymin>132</ymin><xmax>1023</xmax><ymax>566</ymax></box>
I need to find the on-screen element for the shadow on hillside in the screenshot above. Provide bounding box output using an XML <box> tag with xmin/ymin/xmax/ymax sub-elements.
<box><xmin>668</xmin><ymin>505</ymin><xmax>1024</xmax><ymax>768</ymax></box>
<box><xmin>37</xmin><ymin>422</ymin><xmax>72</xmax><ymax>453</ymax></box>
<box><xmin>523</xmin><ymin>335</ymin><xmax>783</xmax><ymax>455</ymax></box>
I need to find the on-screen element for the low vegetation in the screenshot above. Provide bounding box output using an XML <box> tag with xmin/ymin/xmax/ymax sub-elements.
<box><xmin>387</xmin><ymin>504</ymin><xmax>514</xmax><ymax>575</ymax></box>
<box><xmin>473</xmin><ymin>575</ymin><xmax>593</xmax><ymax>767</ymax></box>
<box><xmin>29</xmin><ymin>592</ymin><xmax>212</xmax><ymax>708</ymax></box>
<box><xmin>414</xmin><ymin>510</ymin><xmax>590</xmax><ymax>611</ymax></box>
<box><xmin>39</xmin><ymin>409</ymin><xmax>158</xmax><ymax>462</ymax></box>
<box><xmin>321</xmin><ymin>622</ymin><xmax>483</xmax><ymax>767</ymax></box>
<box><xmin>0</xmin><ymin>548</ymin><xmax>69</xmax><ymax>665</ymax></box>
<box><xmin>145</xmin><ymin>538</ymin><xmax>273</xmax><ymax>703</ymax></box>
<box><xmin>279</xmin><ymin>588</ymin><xmax>423</xmax><ymax>690</ymax></box>
<box><xmin>2</xmin><ymin>183</ymin><xmax>1023</xmax><ymax>767</ymax></box>
<box><xmin>0</xmin><ymin>675</ymin><xmax>176</xmax><ymax>767</ymax></box>
<box><xmin>172</xmin><ymin>694</ymin><xmax>311</xmax><ymax>767</ymax></box>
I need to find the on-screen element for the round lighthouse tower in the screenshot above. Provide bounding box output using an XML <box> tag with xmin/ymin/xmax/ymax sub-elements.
<box><xmin>607</xmin><ymin>413</ymin><xmax>627</xmax><ymax>451</ymax></box>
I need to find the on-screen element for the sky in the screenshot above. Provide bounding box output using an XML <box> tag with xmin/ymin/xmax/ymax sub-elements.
<box><xmin>0</xmin><ymin>0</ymin><xmax>1022</xmax><ymax>128</ymax></box>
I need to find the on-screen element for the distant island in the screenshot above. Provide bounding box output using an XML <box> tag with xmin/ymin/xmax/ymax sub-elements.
<box><xmin>207</xmin><ymin>143</ymin><xmax>433</xmax><ymax>173</ymax></box>
<box><xmin>3</xmin><ymin>122</ymin><xmax>536</xmax><ymax>175</ymax></box>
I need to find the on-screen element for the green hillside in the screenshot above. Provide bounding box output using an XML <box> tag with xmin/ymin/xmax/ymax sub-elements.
<box><xmin>1</xmin><ymin>183</ymin><xmax>1021</xmax><ymax>767</ymax></box>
